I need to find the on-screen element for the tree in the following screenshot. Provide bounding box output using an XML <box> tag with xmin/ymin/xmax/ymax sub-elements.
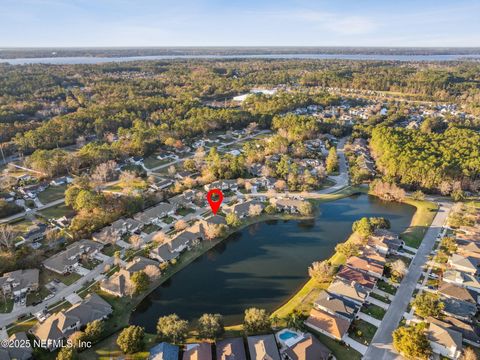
<box><xmin>411</xmin><ymin>190</ymin><xmax>425</xmax><ymax>201</ymax></box>
<box><xmin>335</xmin><ymin>242</ymin><xmax>359</xmax><ymax>258</ymax></box>
<box><xmin>226</xmin><ymin>213</ymin><xmax>241</xmax><ymax>227</ymax></box>
<box><xmin>203</xmin><ymin>223</ymin><xmax>225</xmax><ymax>240</ymax></box>
<box><xmin>68</xmin><ymin>331</ymin><xmax>86</xmax><ymax>349</ymax></box>
<box><xmin>91</xmin><ymin>160</ymin><xmax>117</xmax><ymax>184</ymax></box>
<box><xmin>352</xmin><ymin>217</ymin><xmax>373</xmax><ymax>238</ymax></box>
<box><xmin>389</xmin><ymin>259</ymin><xmax>407</xmax><ymax>281</ymax></box>
<box><xmin>308</xmin><ymin>261</ymin><xmax>334</xmax><ymax>283</ymax></box>
<box><xmin>84</xmin><ymin>319</ymin><xmax>105</xmax><ymax>342</ymax></box>
<box><xmin>462</xmin><ymin>347</ymin><xmax>478</xmax><ymax>360</ymax></box>
<box><xmin>56</xmin><ymin>347</ymin><xmax>78</xmax><ymax>360</ymax></box>
<box><xmin>152</xmin><ymin>231</ymin><xmax>169</xmax><ymax>244</ymax></box>
<box><xmin>117</xmin><ymin>325</ymin><xmax>145</xmax><ymax>354</ymax></box>
<box><xmin>131</xmin><ymin>271</ymin><xmax>150</xmax><ymax>294</ymax></box>
<box><xmin>0</xmin><ymin>225</ymin><xmax>17</xmax><ymax>250</ymax></box>
<box><xmin>392</xmin><ymin>324</ymin><xmax>431</xmax><ymax>360</ymax></box>
<box><xmin>144</xmin><ymin>264</ymin><xmax>161</xmax><ymax>280</ymax></box>
<box><xmin>157</xmin><ymin>314</ymin><xmax>189</xmax><ymax>343</ymax></box>
<box><xmin>326</xmin><ymin>147</ymin><xmax>338</xmax><ymax>174</ymax></box>
<box><xmin>197</xmin><ymin>313</ymin><xmax>225</xmax><ymax>339</ymax></box>
<box><xmin>129</xmin><ymin>234</ymin><xmax>143</xmax><ymax>249</ymax></box>
<box><xmin>183</xmin><ymin>159</ymin><xmax>197</xmax><ymax>172</ymax></box>
<box><xmin>248</xmin><ymin>204</ymin><xmax>263</xmax><ymax>217</ymax></box>
<box><xmin>274</xmin><ymin>179</ymin><xmax>287</xmax><ymax>191</ymax></box>
<box><xmin>243</xmin><ymin>308</ymin><xmax>271</xmax><ymax>334</ymax></box>
<box><xmin>412</xmin><ymin>292</ymin><xmax>444</xmax><ymax>318</ymax></box>
<box><xmin>174</xmin><ymin>220</ymin><xmax>188</xmax><ymax>232</ymax></box>
<box><xmin>298</xmin><ymin>201</ymin><xmax>313</xmax><ymax>216</ymax></box>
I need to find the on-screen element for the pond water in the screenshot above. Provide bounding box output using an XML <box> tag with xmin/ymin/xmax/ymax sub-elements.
<box><xmin>130</xmin><ymin>194</ymin><xmax>415</xmax><ymax>332</ymax></box>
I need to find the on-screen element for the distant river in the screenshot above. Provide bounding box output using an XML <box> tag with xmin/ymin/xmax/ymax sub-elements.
<box><xmin>2</xmin><ymin>53</ymin><xmax>480</xmax><ymax>65</ymax></box>
<box><xmin>130</xmin><ymin>194</ymin><xmax>415</xmax><ymax>332</ymax></box>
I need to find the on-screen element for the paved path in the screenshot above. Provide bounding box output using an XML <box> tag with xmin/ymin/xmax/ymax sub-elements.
<box><xmin>0</xmin><ymin>258</ymin><xmax>113</xmax><ymax>328</ymax></box>
<box><xmin>343</xmin><ymin>335</ymin><xmax>369</xmax><ymax>355</ymax></box>
<box><xmin>321</xmin><ymin>137</ymin><xmax>349</xmax><ymax>193</ymax></box>
<box><xmin>363</xmin><ymin>201</ymin><xmax>451</xmax><ymax>360</ymax></box>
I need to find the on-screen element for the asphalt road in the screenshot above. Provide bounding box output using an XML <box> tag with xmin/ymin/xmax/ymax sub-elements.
<box><xmin>363</xmin><ymin>201</ymin><xmax>452</xmax><ymax>360</ymax></box>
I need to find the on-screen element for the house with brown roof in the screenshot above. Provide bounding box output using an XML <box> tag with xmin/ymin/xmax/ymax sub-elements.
<box><xmin>443</xmin><ymin>270</ymin><xmax>480</xmax><ymax>294</ymax></box>
<box><xmin>448</xmin><ymin>254</ymin><xmax>480</xmax><ymax>275</ymax></box>
<box><xmin>327</xmin><ymin>279</ymin><xmax>369</xmax><ymax>305</ymax></box>
<box><xmin>336</xmin><ymin>265</ymin><xmax>377</xmax><ymax>290</ymax></box>
<box><xmin>345</xmin><ymin>256</ymin><xmax>384</xmax><ymax>278</ymax></box>
<box><xmin>426</xmin><ymin>321</ymin><xmax>463</xmax><ymax>359</ymax></box>
<box><xmin>216</xmin><ymin>337</ymin><xmax>247</xmax><ymax>360</ymax></box>
<box><xmin>183</xmin><ymin>342</ymin><xmax>212</xmax><ymax>360</ymax></box>
<box><xmin>43</xmin><ymin>239</ymin><xmax>103</xmax><ymax>274</ymax></box>
<box><xmin>438</xmin><ymin>281</ymin><xmax>479</xmax><ymax>304</ymax></box>
<box><xmin>458</xmin><ymin>241</ymin><xmax>480</xmax><ymax>258</ymax></box>
<box><xmin>429</xmin><ymin>317</ymin><xmax>480</xmax><ymax>349</ymax></box>
<box><xmin>367</xmin><ymin>229</ymin><xmax>403</xmax><ymax>255</ymax></box>
<box><xmin>247</xmin><ymin>334</ymin><xmax>281</xmax><ymax>360</ymax></box>
<box><xmin>282</xmin><ymin>333</ymin><xmax>331</xmax><ymax>360</ymax></box>
<box><xmin>304</xmin><ymin>308</ymin><xmax>350</xmax><ymax>341</ymax></box>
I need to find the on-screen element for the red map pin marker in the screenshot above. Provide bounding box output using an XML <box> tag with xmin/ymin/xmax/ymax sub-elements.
<box><xmin>207</xmin><ymin>189</ymin><xmax>224</xmax><ymax>215</ymax></box>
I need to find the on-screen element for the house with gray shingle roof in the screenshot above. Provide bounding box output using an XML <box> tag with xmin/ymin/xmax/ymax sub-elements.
<box><xmin>43</xmin><ymin>239</ymin><xmax>103</xmax><ymax>274</ymax></box>
<box><xmin>148</xmin><ymin>342</ymin><xmax>179</xmax><ymax>360</ymax></box>
<box><xmin>32</xmin><ymin>293</ymin><xmax>112</xmax><ymax>351</ymax></box>
<box><xmin>0</xmin><ymin>269</ymin><xmax>39</xmax><ymax>298</ymax></box>
<box><xmin>426</xmin><ymin>321</ymin><xmax>463</xmax><ymax>360</ymax></box>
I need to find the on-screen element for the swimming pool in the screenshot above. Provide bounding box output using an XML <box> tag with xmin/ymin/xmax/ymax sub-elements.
<box><xmin>279</xmin><ymin>330</ymin><xmax>299</xmax><ymax>341</ymax></box>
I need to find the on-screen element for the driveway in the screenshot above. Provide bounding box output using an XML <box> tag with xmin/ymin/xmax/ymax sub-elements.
<box><xmin>363</xmin><ymin>201</ymin><xmax>451</xmax><ymax>360</ymax></box>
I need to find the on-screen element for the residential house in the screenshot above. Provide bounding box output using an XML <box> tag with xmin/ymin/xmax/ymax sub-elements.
<box><xmin>457</xmin><ymin>242</ymin><xmax>480</xmax><ymax>258</ymax></box>
<box><xmin>304</xmin><ymin>308</ymin><xmax>350</xmax><ymax>341</ymax></box>
<box><xmin>148</xmin><ymin>342</ymin><xmax>179</xmax><ymax>360</ymax></box>
<box><xmin>227</xmin><ymin>200</ymin><xmax>264</xmax><ymax>219</ymax></box>
<box><xmin>438</xmin><ymin>281</ymin><xmax>479</xmax><ymax>304</ymax></box>
<box><xmin>50</xmin><ymin>176</ymin><xmax>72</xmax><ymax>186</ymax></box>
<box><xmin>3</xmin><ymin>331</ymin><xmax>33</xmax><ymax>360</ymax></box>
<box><xmin>443</xmin><ymin>270</ymin><xmax>480</xmax><ymax>294</ymax></box>
<box><xmin>247</xmin><ymin>334</ymin><xmax>281</xmax><ymax>360</ymax></box>
<box><xmin>149</xmin><ymin>242</ymin><xmax>179</xmax><ymax>263</ymax></box>
<box><xmin>335</xmin><ymin>265</ymin><xmax>377</xmax><ymax>290</ymax></box>
<box><xmin>183</xmin><ymin>343</ymin><xmax>212</xmax><ymax>360</ymax></box>
<box><xmin>327</xmin><ymin>279</ymin><xmax>369</xmax><ymax>305</ymax></box>
<box><xmin>367</xmin><ymin>229</ymin><xmax>403</xmax><ymax>255</ymax></box>
<box><xmin>168</xmin><ymin>194</ymin><xmax>192</xmax><ymax>209</ymax></box>
<box><xmin>345</xmin><ymin>256</ymin><xmax>384</xmax><ymax>278</ymax></box>
<box><xmin>271</xmin><ymin>198</ymin><xmax>305</xmax><ymax>214</ymax></box>
<box><xmin>43</xmin><ymin>239</ymin><xmax>103</xmax><ymax>274</ymax></box>
<box><xmin>155</xmin><ymin>179</ymin><xmax>174</xmax><ymax>190</ymax></box>
<box><xmin>100</xmin><ymin>256</ymin><xmax>158</xmax><ymax>297</ymax></box>
<box><xmin>441</xmin><ymin>297</ymin><xmax>478</xmax><ymax>323</ymax></box>
<box><xmin>426</xmin><ymin>321</ymin><xmax>463</xmax><ymax>360</ymax></box>
<box><xmin>20</xmin><ymin>182</ymin><xmax>48</xmax><ymax>199</ymax></box>
<box><xmin>0</xmin><ymin>269</ymin><xmax>39</xmax><ymax>297</ymax></box>
<box><xmin>313</xmin><ymin>290</ymin><xmax>360</xmax><ymax>321</ymax></box>
<box><xmin>448</xmin><ymin>254</ymin><xmax>479</xmax><ymax>275</ymax></box>
<box><xmin>134</xmin><ymin>203</ymin><xmax>176</xmax><ymax>225</ymax></box>
<box><xmin>429</xmin><ymin>317</ymin><xmax>480</xmax><ymax>349</ymax></box>
<box><xmin>204</xmin><ymin>180</ymin><xmax>238</xmax><ymax>192</ymax></box>
<box><xmin>32</xmin><ymin>293</ymin><xmax>112</xmax><ymax>351</ymax></box>
<box><xmin>282</xmin><ymin>333</ymin><xmax>331</xmax><ymax>360</ymax></box>
<box><xmin>19</xmin><ymin>223</ymin><xmax>48</xmax><ymax>244</ymax></box>
<box><xmin>216</xmin><ymin>337</ymin><xmax>247</xmax><ymax>360</ymax></box>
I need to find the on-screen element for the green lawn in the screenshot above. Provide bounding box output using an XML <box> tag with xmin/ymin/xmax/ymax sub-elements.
<box><xmin>27</xmin><ymin>286</ymin><xmax>52</xmax><ymax>306</ymax></box>
<box><xmin>40</xmin><ymin>269</ymin><xmax>81</xmax><ymax>286</ymax></box>
<box><xmin>176</xmin><ymin>207</ymin><xmax>195</xmax><ymax>216</ymax></box>
<box><xmin>376</xmin><ymin>280</ymin><xmax>397</xmax><ymax>295</ymax></box>
<box><xmin>163</xmin><ymin>216</ymin><xmax>175</xmax><ymax>224</ymax></box>
<box><xmin>312</xmin><ymin>331</ymin><xmax>362</xmax><ymax>360</ymax></box>
<box><xmin>369</xmin><ymin>292</ymin><xmax>391</xmax><ymax>304</ymax></box>
<box><xmin>400</xmin><ymin>198</ymin><xmax>438</xmax><ymax>248</ymax></box>
<box><xmin>142</xmin><ymin>224</ymin><xmax>161</xmax><ymax>234</ymax></box>
<box><xmin>38</xmin><ymin>203</ymin><xmax>75</xmax><ymax>219</ymax></box>
<box><xmin>144</xmin><ymin>156</ymin><xmax>171</xmax><ymax>169</ymax></box>
<box><xmin>0</xmin><ymin>297</ymin><xmax>13</xmax><ymax>313</ymax></box>
<box><xmin>348</xmin><ymin>319</ymin><xmax>378</xmax><ymax>345</ymax></box>
<box><xmin>101</xmin><ymin>243</ymin><xmax>122</xmax><ymax>257</ymax></box>
<box><xmin>361</xmin><ymin>303</ymin><xmax>386</xmax><ymax>320</ymax></box>
<box><xmin>37</xmin><ymin>185</ymin><xmax>67</xmax><ymax>204</ymax></box>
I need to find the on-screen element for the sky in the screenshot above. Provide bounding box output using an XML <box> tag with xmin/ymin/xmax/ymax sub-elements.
<box><xmin>1</xmin><ymin>0</ymin><xmax>480</xmax><ymax>47</ymax></box>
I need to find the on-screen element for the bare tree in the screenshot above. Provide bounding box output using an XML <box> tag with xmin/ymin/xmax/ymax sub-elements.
<box><xmin>248</xmin><ymin>204</ymin><xmax>263</xmax><ymax>217</ymax></box>
<box><xmin>308</xmin><ymin>261</ymin><xmax>334</xmax><ymax>283</ymax></box>
<box><xmin>168</xmin><ymin>165</ymin><xmax>177</xmax><ymax>176</ymax></box>
<box><xmin>246</xmin><ymin>122</ymin><xmax>258</xmax><ymax>134</ymax></box>
<box><xmin>203</xmin><ymin>223</ymin><xmax>225</xmax><ymax>240</ymax></box>
<box><xmin>0</xmin><ymin>225</ymin><xmax>17</xmax><ymax>250</ymax></box>
<box><xmin>245</xmin><ymin>182</ymin><xmax>253</xmax><ymax>192</ymax></box>
<box><xmin>129</xmin><ymin>235</ymin><xmax>143</xmax><ymax>249</ymax></box>
<box><xmin>91</xmin><ymin>160</ymin><xmax>118</xmax><ymax>184</ymax></box>
<box><xmin>152</xmin><ymin>231</ymin><xmax>169</xmax><ymax>244</ymax></box>
<box><xmin>274</xmin><ymin>180</ymin><xmax>287</xmax><ymax>191</ymax></box>
<box><xmin>389</xmin><ymin>259</ymin><xmax>407</xmax><ymax>279</ymax></box>
<box><xmin>144</xmin><ymin>264</ymin><xmax>161</xmax><ymax>280</ymax></box>
<box><xmin>462</xmin><ymin>347</ymin><xmax>478</xmax><ymax>360</ymax></box>
<box><xmin>174</xmin><ymin>220</ymin><xmax>188</xmax><ymax>232</ymax></box>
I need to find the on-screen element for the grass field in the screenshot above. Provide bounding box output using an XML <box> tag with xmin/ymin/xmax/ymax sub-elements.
<box><xmin>38</xmin><ymin>203</ymin><xmax>75</xmax><ymax>219</ymax></box>
<box><xmin>37</xmin><ymin>185</ymin><xmax>66</xmax><ymax>204</ymax></box>
<box><xmin>348</xmin><ymin>319</ymin><xmax>377</xmax><ymax>345</ymax></box>
<box><xmin>361</xmin><ymin>303</ymin><xmax>386</xmax><ymax>320</ymax></box>
<box><xmin>0</xmin><ymin>297</ymin><xmax>13</xmax><ymax>313</ymax></box>
<box><xmin>400</xmin><ymin>198</ymin><xmax>438</xmax><ymax>248</ymax></box>
<box><xmin>143</xmin><ymin>156</ymin><xmax>171</xmax><ymax>169</ymax></box>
